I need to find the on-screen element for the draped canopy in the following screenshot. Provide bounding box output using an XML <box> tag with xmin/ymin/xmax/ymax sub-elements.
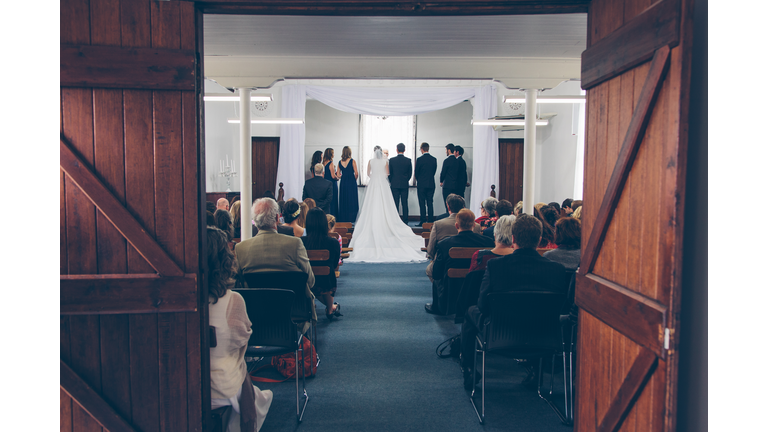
<box><xmin>276</xmin><ymin>84</ymin><xmax>498</xmax><ymax>214</ymax></box>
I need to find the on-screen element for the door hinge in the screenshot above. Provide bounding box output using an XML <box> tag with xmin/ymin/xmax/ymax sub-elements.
<box><xmin>664</xmin><ymin>328</ymin><xmax>670</xmax><ymax>350</ymax></box>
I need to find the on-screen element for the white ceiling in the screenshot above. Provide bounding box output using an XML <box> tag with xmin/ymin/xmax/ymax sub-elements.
<box><xmin>204</xmin><ymin>14</ymin><xmax>587</xmax><ymax>89</ymax></box>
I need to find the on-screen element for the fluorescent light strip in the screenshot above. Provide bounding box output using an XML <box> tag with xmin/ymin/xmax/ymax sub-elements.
<box><xmin>205</xmin><ymin>95</ymin><xmax>273</xmax><ymax>102</ymax></box>
<box><xmin>472</xmin><ymin>119</ymin><xmax>549</xmax><ymax>126</ymax></box>
<box><xmin>228</xmin><ymin>118</ymin><xmax>304</xmax><ymax>125</ymax></box>
<box><xmin>503</xmin><ymin>96</ymin><xmax>586</xmax><ymax>104</ymax></box>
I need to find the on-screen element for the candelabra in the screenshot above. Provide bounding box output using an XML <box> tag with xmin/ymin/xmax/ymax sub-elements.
<box><xmin>219</xmin><ymin>157</ymin><xmax>238</xmax><ymax>192</ymax></box>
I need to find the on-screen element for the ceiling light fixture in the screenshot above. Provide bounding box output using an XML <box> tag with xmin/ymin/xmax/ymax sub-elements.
<box><xmin>503</xmin><ymin>95</ymin><xmax>586</xmax><ymax>104</ymax></box>
<box><xmin>206</xmin><ymin>94</ymin><xmax>273</xmax><ymax>102</ymax></box>
<box><xmin>472</xmin><ymin>119</ymin><xmax>549</xmax><ymax>126</ymax></box>
<box><xmin>227</xmin><ymin>118</ymin><xmax>304</xmax><ymax>125</ymax></box>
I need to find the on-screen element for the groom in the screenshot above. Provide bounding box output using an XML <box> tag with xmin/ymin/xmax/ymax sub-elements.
<box><xmin>389</xmin><ymin>143</ymin><xmax>412</xmax><ymax>224</ymax></box>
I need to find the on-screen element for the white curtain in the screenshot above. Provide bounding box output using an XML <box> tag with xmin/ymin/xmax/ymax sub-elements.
<box><xmin>359</xmin><ymin>115</ymin><xmax>415</xmax><ymax>185</ymax></box>
<box><xmin>276</xmin><ymin>85</ymin><xmax>307</xmax><ymax>202</ymax></box>
<box><xmin>305</xmin><ymin>86</ymin><xmax>476</xmax><ymax>116</ymax></box>
<box><xmin>276</xmin><ymin>84</ymin><xmax>499</xmax><ymax>209</ymax></box>
<box><xmin>469</xmin><ymin>84</ymin><xmax>499</xmax><ymax>215</ymax></box>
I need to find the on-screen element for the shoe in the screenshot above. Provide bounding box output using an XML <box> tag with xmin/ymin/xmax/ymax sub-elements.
<box><xmin>424</xmin><ymin>303</ymin><xmax>440</xmax><ymax>315</ymax></box>
<box><xmin>326</xmin><ymin>303</ymin><xmax>343</xmax><ymax>320</ymax></box>
<box><xmin>416</xmin><ymin>222</ymin><xmax>424</xmax><ymax>227</ymax></box>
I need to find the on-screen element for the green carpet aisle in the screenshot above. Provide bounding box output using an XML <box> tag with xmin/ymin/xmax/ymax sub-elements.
<box><xmin>253</xmin><ymin>262</ymin><xmax>573</xmax><ymax>431</ymax></box>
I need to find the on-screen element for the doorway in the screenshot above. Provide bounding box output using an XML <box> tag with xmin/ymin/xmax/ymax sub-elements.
<box><xmin>251</xmin><ymin>136</ymin><xmax>280</xmax><ymax>200</ymax></box>
<box><xmin>498</xmin><ymin>138</ymin><xmax>524</xmax><ymax>205</ymax></box>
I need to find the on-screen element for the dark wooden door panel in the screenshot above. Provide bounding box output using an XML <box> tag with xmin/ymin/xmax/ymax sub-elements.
<box><xmin>575</xmin><ymin>0</ymin><xmax>693</xmax><ymax>431</ymax></box>
<box><xmin>498</xmin><ymin>139</ymin><xmax>523</xmax><ymax>205</ymax></box>
<box><xmin>252</xmin><ymin>137</ymin><xmax>280</xmax><ymax>199</ymax></box>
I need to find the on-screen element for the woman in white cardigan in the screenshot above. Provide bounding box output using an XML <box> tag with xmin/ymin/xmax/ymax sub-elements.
<box><xmin>207</xmin><ymin>226</ymin><xmax>273</xmax><ymax>431</ymax></box>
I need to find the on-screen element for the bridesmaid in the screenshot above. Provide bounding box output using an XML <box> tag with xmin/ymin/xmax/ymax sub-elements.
<box><xmin>310</xmin><ymin>150</ymin><xmax>322</xmax><ymax>178</ymax></box>
<box><xmin>337</xmin><ymin>146</ymin><xmax>359</xmax><ymax>223</ymax></box>
<box><xmin>323</xmin><ymin>148</ymin><xmax>340</xmax><ymax>216</ymax></box>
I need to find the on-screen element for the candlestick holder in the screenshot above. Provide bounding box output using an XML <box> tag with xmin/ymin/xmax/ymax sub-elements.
<box><xmin>219</xmin><ymin>165</ymin><xmax>238</xmax><ymax>192</ymax></box>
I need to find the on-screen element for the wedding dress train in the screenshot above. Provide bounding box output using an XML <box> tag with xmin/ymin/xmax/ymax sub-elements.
<box><xmin>346</xmin><ymin>153</ymin><xmax>426</xmax><ymax>263</ymax></box>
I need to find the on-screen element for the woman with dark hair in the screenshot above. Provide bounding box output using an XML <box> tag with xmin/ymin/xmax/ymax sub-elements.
<box><xmin>534</xmin><ymin>205</ymin><xmax>556</xmax><ymax>248</ymax></box>
<box><xmin>337</xmin><ymin>145</ymin><xmax>359</xmax><ymax>222</ymax></box>
<box><xmin>544</xmin><ymin>217</ymin><xmax>582</xmax><ymax>270</ymax></box>
<box><xmin>281</xmin><ymin>200</ymin><xmax>305</xmax><ymax>237</ymax></box>
<box><xmin>214</xmin><ymin>209</ymin><xmax>234</xmax><ymax>241</ymax></box>
<box><xmin>207</xmin><ymin>226</ymin><xmax>272</xmax><ymax>431</ymax></box>
<box><xmin>322</xmin><ymin>148</ymin><xmax>340</xmax><ymax>217</ymax></box>
<box><xmin>302</xmin><ymin>208</ymin><xmax>342</xmax><ymax>319</ymax></box>
<box><xmin>310</xmin><ymin>151</ymin><xmax>323</xmax><ymax>177</ymax></box>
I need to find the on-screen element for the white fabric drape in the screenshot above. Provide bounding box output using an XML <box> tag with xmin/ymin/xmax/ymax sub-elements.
<box><xmin>469</xmin><ymin>84</ymin><xmax>499</xmax><ymax>215</ymax></box>
<box><xmin>276</xmin><ymin>84</ymin><xmax>499</xmax><ymax>208</ymax></box>
<box><xmin>305</xmin><ymin>86</ymin><xmax>476</xmax><ymax>116</ymax></box>
<box><xmin>276</xmin><ymin>85</ymin><xmax>307</xmax><ymax>202</ymax></box>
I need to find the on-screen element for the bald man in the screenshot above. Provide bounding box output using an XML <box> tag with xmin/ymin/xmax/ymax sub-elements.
<box><xmin>216</xmin><ymin>198</ymin><xmax>229</xmax><ymax>211</ymax></box>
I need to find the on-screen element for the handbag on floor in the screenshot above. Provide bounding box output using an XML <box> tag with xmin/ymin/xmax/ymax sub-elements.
<box><xmin>251</xmin><ymin>337</ymin><xmax>319</xmax><ymax>382</ymax></box>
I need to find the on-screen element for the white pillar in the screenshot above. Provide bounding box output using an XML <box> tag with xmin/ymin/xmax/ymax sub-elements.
<box><xmin>239</xmin><ymin>88</ymin><xmax>253</xmax><ymax>240</ymax></box>
<box><xmin>523</xmin><ymin>89</ymin><xmax>538</xmax><ymax>215</ymax></box>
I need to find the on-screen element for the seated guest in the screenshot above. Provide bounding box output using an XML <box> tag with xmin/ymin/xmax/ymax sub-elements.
<box><xmin>277</xmin><ymin>200</ymin><xmax>285</xmax><ymax>224</ymax></box>
<box><xmin>302</xmin><ymin>163</ymin><xmax>333</xmax><ymax>214</ymax></box>
<box><xmin>214</xmin><ymin>209</ymin><xmax>234</xmax><ymax>241</ymax></box>
<box><xmin>544</xmin><ymin>217</ymin><xmax>582</xmax><ymax>271</ymax></box>
<box><xmin>548</xmin><ymin>201</ymin><xmax>562</xmax><ymax>217</ymax></box>
<box><xmin>207</xmin><ymin>201</ymin><xmax>217</xmax><ymax>215</ymax></box>
<box><xmin>460</xmin><ymin>214</ymin><xmax>571</xmax><ymax>389</ymax></box>
<box><xmin>426</xmin><ymin>194</ymin><xmax>482</xmax><ymax>266</ymax></box>
<box><xmin>304</xmin><ymin>198</ymin><xmax>317</xmax><ymax>211</ymax></box>
<box><xmin>217</xmin><ymin>198</ymin><xmax>230</xmax><ymax>211</ymax></box>
<box><xmin>541</xmin><ymin>205</ymin><xmax>559</xmax><ymax>228</ymax></box>
<box><xmin>534</xmin><ymin>205</ymin><xmax>556</xmax><ymax>248</ymax></box>
<box><xmin>475</xmin><ymin>197</ymin><xmax>498</xmax><ymax>229</ymax></box>
<box><xmin>482</xmin><ymin>199</ymin><xmax>514</xmax><ymax>238</ymax></box>
<box><xmin>297</xmin><ymin>202</ymin><xmax>309</xmax><ymax>229</ymax></box>
<box><xmin>425</xmin><ymin>209</ymin><xmax>494</xmax><ymax>315</ymax></box>
<box><xmin>326</xmin><ymin>214</ymin><xmax>343</xmax><ymax>267</ymax></box>
<box><xmin>230</xmin><ymin>201</ymin><xmax>242</xmax><ymax>238</ymax></box>
<box><xmin>235</xmin><ymin>198</ymin><xmax>317</xmax><ymax>328</ymax></box>
<box><xmin>513</xmin><ymin>201</ymin><xmax>523</xmax><ymax>217</ymax></box>
<box><xmin>207</xmin><ymin>226</ymin><xmax>273</xmax><ymax>431</ymax></box>
<box><xmin>469</xmin><ymin>215</ymin><xmax>516</xmax><ymax>272</ymax></box>
<box><xmin>206</xmin><ymin>210</ymin><xmax>216</xmax><ymax>227</ymax></box>
<box><xmin>561</xmin><ymin>198</ymin><xmax>574</xmax><ymax>216</ymax></box>
<box><xmin>572</xmin><ymin>205</ymin><xmax>583</xmax><ymax>221</ymax></box>
<box><xmin>302</xmin><ymin>208</ymin><xmax>342</xmax><ymax>320</ymax></box>
<box><xmin>281</xmin><ymin>200</ymin><xmax>305</xmax><ymax>237</ymax></box>
<box><xmin>263</xmin><ymin>190</ymin><xmax>275</xmax><ymax>200</ymax></box>
<box><xmin>229</xmin><ymin>195</ymin><xmax>240</xmax><ymax>209</ymax></box>
<box><xmin>571</xmin><ymin>200</ymin><xmax>583</xmax><ymax>213</ymax></box>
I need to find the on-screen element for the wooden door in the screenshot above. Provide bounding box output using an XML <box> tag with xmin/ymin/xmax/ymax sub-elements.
<box><xmin>60</xmin><ymin>1</ymin><xmax>207</xmax><ymax>431</ymax></box>
<box><xmin>575</xmin><ymin>0</ymin><xmax>694</xmax><ymax>431</ymax></box>
<box><xmin>252</xmin><ymin>137</ymin><xmax>280</xmax><ymax>200</ymax></box>
<box><xmin>498</xmin><ymin>138</ymin><xmax>524</xmax><ymax>205</ymax></box>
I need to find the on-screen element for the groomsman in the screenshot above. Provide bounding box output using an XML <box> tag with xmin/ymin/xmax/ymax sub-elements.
<box><xmin>414</xmin><ymin>142</ymin><xmax>437</xmax><ymax>226</ymax></box>
<box><xmin>439</xmin><ymin>143</ymin><xmax>459</xmax><ymax>208</ymax></box>
<box><xmin>454</xmin><ymin>145</ymin><xmax>469</xmax><ymax>198</ymax></box>
<box><xmin>389</xmin><ymin>143</ymin><xmax>412</xmax><ymax>224</ymax></box>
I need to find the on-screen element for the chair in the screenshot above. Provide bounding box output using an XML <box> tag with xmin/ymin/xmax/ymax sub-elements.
<box><xmin>241</xmin><ymin>271</ymin><xmax>314</xmax><ymax>343</ymax></box>
<box><xmin>335</xmin><ymin>222</ymin><xmax>352</xmax><ymax>229</ymax></box>
<box><xmin>422</xmin><ymin>222</ymin><xmax>434</xmax><ymax>232</ymax></box>
<box><xmin>439</xmin><ymin>247</ymin><xmax>490</xmax><ymax>315</ymax></box>
<box><xmin>234</xmin><ymin>288</ymin><xmax>309</xmax><ymax>422</ymax></box>
<box><xmin>469</xmin><ymin>291</ymin><xmax>568</xmax><ymax>425</ymax></box>
<box><xmin>454</xmin><ymin>269</ymin><xmax>485</xmax><ymax>324</ymax></box>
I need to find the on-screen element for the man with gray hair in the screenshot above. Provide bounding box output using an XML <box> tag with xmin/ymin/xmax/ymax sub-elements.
<box><xmin>302</xmin><ymin>163</ymin><xmax>333</xmax><ymax>214</ymax></box>
<box><xmin>235</xmin><ymin>198</ymin><xmax>317</xmax><ymax>325</ymax></box>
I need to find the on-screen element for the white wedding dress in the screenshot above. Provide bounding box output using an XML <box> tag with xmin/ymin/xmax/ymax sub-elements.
<box><xmin>346</xmin><ymin>153</ymin><xmax>426</xmax><ymax>263</ymax></box>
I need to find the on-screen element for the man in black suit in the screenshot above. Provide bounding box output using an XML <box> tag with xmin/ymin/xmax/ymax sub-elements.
<box><xmin>414</xmin><ymin>142</ymin><xmax>437</xmax><ymax>226</ymax></box>
<box><xmin>439</xmin><ymin>143</ymin><xmax>459</xmax><ymax>208</ymax></box>
<box><xmin>388</xmin><ymin>143</ymin><xmax>412</xmax><ymax>224</ymax></box>
<box><xmin>425</xmin><ymin>208</ymin><xmax>495</xmax><ymax>316</ymax></box>
<box><xmin>454</xmin><ymin>145</ymin><xmax>469</xmax><ymax>198</ymax></box>
<box><xmin>459</xmin><ymin>214</ymin><xmax>571</xmax><ymax>388</ymax></box>
<box><xmin>302</xmin><ymin>163</ymin><xmax>333</xmax><ymax>214</ymax></box>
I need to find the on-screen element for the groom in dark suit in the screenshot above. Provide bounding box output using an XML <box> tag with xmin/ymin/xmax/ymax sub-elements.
<box><xmin>414</xmin><ymin>142</ymin><xmax>437</xmax><ymax>226</ymax></box>
<box><xmin>388</xmin><ymin>143</ymin><xmax>412</xmax><ymax>224</ymax></box>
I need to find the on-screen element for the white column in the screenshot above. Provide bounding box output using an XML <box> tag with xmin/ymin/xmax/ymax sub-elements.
<box><xmin>523</xmin><ymin>89</ymin><xmax>538</xmax><ymax>215</ymax></box>
<box><xmin>239</xmin><ymin>88</ymin><xmax>253</xmax><ymax>240</ymax></box>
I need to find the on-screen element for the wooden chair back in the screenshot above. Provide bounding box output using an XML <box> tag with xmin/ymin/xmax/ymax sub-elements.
<box><xmin>446</xmin><ymin>247</ymin><xmax>492</xmax><ymax>278</ymax></box>
<box><xmin>336</xmin><ymin>222</ymin><xmax>353</xmax><ymax>229</ymax></box>
<box><xmin>422</xmin><ymin>222</ymin><xmax>434</xmax><ymax>231</ymax></box>
<box><xmin>306</xmin><ymin>249</ymin><xmax>331</xmax><ymax>276</ymax></box>
<box><xmin>334</xmin><ymin>227</ymin><xmax>348</xmax><ymax>236</ymax></box>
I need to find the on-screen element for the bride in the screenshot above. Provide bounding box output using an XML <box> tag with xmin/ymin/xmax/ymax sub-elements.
<box><xmin>346</xmin><ymin>146</ymin><xmax>426</xmax><ymax>263</ymax></box>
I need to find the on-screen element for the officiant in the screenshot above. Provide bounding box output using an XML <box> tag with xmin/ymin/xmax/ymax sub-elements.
<box><xmin>388</xmin><ymin>143</ymin><xmax>413</xmax><ymax>224</ymax></box>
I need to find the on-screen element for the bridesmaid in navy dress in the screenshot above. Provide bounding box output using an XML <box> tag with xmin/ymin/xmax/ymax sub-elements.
<box><xmin>323</xmin><ymin>148</ymin><xmax>340</xmax><ymax>216</ymax></box>
<box><xmin>337</xmin><ymin>146</ymin><xmax>359</xmax><ymax>223</ymax></box>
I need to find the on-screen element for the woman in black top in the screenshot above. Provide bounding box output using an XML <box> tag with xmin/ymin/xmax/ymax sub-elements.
<box><xmin>301</xmin><ymin>208</ymin><xmax>342</xmax><ymax>319</ymax></box>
